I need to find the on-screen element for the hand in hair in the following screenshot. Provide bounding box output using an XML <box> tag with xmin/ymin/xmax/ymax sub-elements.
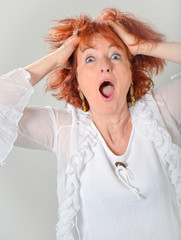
<box><xmin>24</xmin><ymin>34</ymin><xmax>80</xmax><ymax>86</ymax></box>
<box><xmin>106</xmin><ymin>20</ymin><xmax>181</xmax><ymax>64</ymax></box>
<box><xmin>54</xmin><ymin>34</ymin><xmax>80</xmax><ymax>69</ymax></box>
<box><xmin>106</xmin><ymin>20</ymin><xmax>149</xmax><ymax>56</ymax></box>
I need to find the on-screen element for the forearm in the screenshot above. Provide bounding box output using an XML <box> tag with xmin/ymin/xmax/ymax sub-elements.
<box><xmin>24</xmin><ymin>34</ymin><xmax>79</xmax><ymax>87</ymax></box>
<box><xmin>24</xmin><ymin>51</ymin><xmax>60</xmax><ymax>87</ymax></box>
<box><xmin>139</xmin><ymin>42</ymin><xmax>181</xmax><ymax>64</ymax></box>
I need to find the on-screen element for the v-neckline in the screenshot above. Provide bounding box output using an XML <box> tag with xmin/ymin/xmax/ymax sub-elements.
<box><xmin>91</xmin><ymin>119</ymin><xmax>135</xmax><ymax>161</ymax></box>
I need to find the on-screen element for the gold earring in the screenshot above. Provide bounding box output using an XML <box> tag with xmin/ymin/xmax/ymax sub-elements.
<box><xmin>79</xmin><ymin>90</ymin><xmax>87</xmax><ymax>112</ymax></box>
<box><xmin>130</xmin><ymin>83</ymin><xmax>135</xmax><ymax>107</ymax></box>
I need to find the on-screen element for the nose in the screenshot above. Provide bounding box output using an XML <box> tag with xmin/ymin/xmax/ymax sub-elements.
<box><xmin>101</xmin><ymin>67</ymin><xmax>111</xmax><ymax>73</ymax></box>
<box><xmin>100</xmin><ymin>59</ymin><xmax>112</xmax><ymax>73</ymax></box>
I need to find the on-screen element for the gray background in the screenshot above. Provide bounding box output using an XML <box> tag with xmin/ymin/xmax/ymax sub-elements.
<box><xmin>0</xmin><ymin>0</ymin><xmax>181</xmax><ymax>239</ymax></box>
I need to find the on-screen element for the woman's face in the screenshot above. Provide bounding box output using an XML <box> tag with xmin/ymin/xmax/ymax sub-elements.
<box><xmin>76</xmin><ymin>33</ymin><xmax>132</xmax><ymax>116</ymax></box>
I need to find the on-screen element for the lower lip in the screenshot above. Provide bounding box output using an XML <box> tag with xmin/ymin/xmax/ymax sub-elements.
<box><xmin>99</xmin><ymin>89</ymin><xmax>115</xmax><ymax>102</ymax></box>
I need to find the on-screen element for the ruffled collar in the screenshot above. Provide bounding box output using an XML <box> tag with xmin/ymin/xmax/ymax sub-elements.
<box><xmin>130</xmin><ymin>93</ymin><xmax>181</xmax><ymax>221</ymax></box>
<box><xmin>56</xmin><ymin>105</ymin><xmax>98</xmax><ymax>240</ymax></box>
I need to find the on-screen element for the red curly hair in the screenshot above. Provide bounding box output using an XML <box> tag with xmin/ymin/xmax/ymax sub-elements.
<box><xmin>45</xmin><ymin>8</ymin><xmax>166</xmax><ymax>110</ymax></box>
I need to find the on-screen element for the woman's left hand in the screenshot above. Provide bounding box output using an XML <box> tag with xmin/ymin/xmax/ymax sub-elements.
<box><xmin>106</xmin><ymin>20</ymin><xmax>142</xmax><ymax>55</ymax></box>
<box><xmin>106</xmin><ymin>20</ymin><xmax>181</xmax><ymax>64</ymax></box>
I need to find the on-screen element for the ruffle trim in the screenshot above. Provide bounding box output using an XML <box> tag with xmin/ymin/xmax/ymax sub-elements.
<box><xmin>130</xmin><ymin>93</ymin><xmax>181</xmax><ymax>220</ymax></box>
<box><xmin>0</xmin><ymin>68</ymin><xmax>34</xmax><ymax>165</ymax></box>
<box><xmin>56</xmin><ymin>106</ymin><xmax>97</xmax><ymax>240</ymax></box>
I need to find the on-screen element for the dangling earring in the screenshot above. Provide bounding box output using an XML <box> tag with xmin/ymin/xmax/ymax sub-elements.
<box><xmin>130</xmin><ymin>83</ymin><xmax>135</xmax><ymax>107</ymax></box>
<box><xmin>79</xmin><ymin>90</ymin><xmax>87</xmax><ymax>112</ymax></box>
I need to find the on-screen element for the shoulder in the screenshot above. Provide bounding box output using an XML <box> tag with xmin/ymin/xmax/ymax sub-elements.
<box><xmin>51</xmin><ymin>105</ymin><xmax>73</xmax><ymax>127</ymax></box>
<box><xmin>140</xmin><ymin>90</ymin><xmax>181</xmax><ymax>147</ymax></box>
<box><xmin>152</xmin><ymin>75</ymin><xmax>181</xmax><ymax>105</ymax></box>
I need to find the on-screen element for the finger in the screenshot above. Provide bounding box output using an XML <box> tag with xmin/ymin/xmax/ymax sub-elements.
<box><xmin>106</xmin><ymin>20</ymin><xmax>128</xmax><ymax>38</ymax></box>
<box><xmin>64</xmin><ymin>62</ymin><xmax>71</xmax><ymax>69</ymax></box>
<box><xmin>59</xmin><ymin>35</ymin><xmax>80</xmax><ymax>69</ymax></box>
<box><xmin>71</xmin><ymin>35</ymin><xmax>80</xmax><ymax>48</ymax></box>
<box><xmin>63</xmin><ymin>34</ymin><xmax>80</xmax><ymax>47</ymax></box>
<box><xmin>72</xmin><ymin>28</ymin><xmax>79</xmax><ymax>36</ymax></box>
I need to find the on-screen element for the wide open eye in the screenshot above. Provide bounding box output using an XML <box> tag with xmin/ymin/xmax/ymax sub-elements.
<box><xmin>111</xmin><ymin>53</ymin><xmax>121</xmax><ymax>60</ymax></box>
<box><xmin>85</xmin><ymin>56</ymin><xmax>95</xmax><ymax>63</ymax></box>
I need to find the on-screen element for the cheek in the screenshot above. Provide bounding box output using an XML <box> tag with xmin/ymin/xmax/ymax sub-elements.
<box><xmin>76</xmin><ymin>66</ymin><xmax>84</xmax><ymax>90</ymax></box>
<box><xmin>124</xmin><ymin>62</ymin><xmax>132</xmax><ymax>83</ymax></box>
<box><xmin>77</xmin><ymin>68</ymin><xmax>95</xmax><ymax>92</ymax></box>
<box><xmin>77</xmin><ymin>70</ymin><xmax>87</xmax><ymax>90</ymax></box>
<box><xmin>117</xmin><ymin>65</ymin><xmax>132</xmax><ymax>87</ymax></box>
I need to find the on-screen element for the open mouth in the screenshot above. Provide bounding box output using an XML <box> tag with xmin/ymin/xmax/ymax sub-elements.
<box><xmin>99</xmin><ymin>80</ymin><xmax>115</xmax><ymax>100</ymax></box>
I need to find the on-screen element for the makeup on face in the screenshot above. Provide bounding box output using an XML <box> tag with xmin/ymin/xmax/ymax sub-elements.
<box><xmin>76</xmin><ymin>34</ymin><xmax>132</xmax><ymax>114</ymax></box>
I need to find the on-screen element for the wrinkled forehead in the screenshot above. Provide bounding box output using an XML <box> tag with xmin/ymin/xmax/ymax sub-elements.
<box><xmin>77</xmin><ymin>33</ymin><xmax>126</xmax><ymax>53</ymax></box>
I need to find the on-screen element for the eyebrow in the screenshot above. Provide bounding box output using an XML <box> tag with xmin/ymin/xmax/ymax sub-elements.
<box><xmin>82</xmin><ymin>47</ymin><xmax>95</xmax><ymax>53</ymax></box>
<box><xmin>82</xmin><ymin>44</ymin><xmax>123</xmax><ymax>53</ymax></box>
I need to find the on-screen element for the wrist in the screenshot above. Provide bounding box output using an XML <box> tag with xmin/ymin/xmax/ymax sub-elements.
<box><xmin>48</xmin><ymin>50</ymin><xmax>63</xmax><ymax>70</ymax></box>
<box><xmin>136</xmin><ymin>42</ymin><xmax>155</xmax><ymax>55</ymax></box>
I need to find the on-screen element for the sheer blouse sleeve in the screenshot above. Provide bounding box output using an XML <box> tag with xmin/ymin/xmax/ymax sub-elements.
<box><xmin>0</xmin><ymin>68</ymin><xmax>57</xmax><ymax>165</ymax></box>
<box><xmin>153</xmin><ymin>75</ymin><xmax>181</xmax><ymax>129</ymax></box>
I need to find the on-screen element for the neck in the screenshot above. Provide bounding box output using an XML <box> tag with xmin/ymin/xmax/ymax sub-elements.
<box><xmin>91</xmin><ymin>104</ymin><xmax>132</xmax><ymax>145</ymax></box>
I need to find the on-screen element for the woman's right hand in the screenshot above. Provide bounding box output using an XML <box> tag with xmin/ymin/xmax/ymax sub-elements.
<box><xmin>24</xmin><ymin>34</ymin><xmax>80</xmax><ymax>86</ymax></box>
<box><xmin>52</xmin><ymin>34</ymin><xmax>80</xmax><ymax>69</ymax></box>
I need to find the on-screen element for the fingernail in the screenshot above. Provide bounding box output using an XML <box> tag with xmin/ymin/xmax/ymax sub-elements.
<box><xmin>73</xmin><ymin>29</ymin><xmax>78</xmax><ymax>35</ymax></box>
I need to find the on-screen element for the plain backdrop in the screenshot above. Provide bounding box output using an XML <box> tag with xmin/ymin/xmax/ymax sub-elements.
<box><xmin>0</xmin><ymin>0</ymin><xmax>181</xmax><ymax>239</ymax></box>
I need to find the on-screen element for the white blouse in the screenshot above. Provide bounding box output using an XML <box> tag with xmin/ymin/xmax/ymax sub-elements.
<box><xmin>0</xmin><ymin>68</ymin><xmax>181</xmax><ymax>240</ymax></box>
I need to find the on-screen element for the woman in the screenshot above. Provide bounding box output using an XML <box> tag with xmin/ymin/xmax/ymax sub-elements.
<box><xmin>0</xmin><ymin>8</ymin><xmax>181</xmax><ymax>240</ymax></box>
